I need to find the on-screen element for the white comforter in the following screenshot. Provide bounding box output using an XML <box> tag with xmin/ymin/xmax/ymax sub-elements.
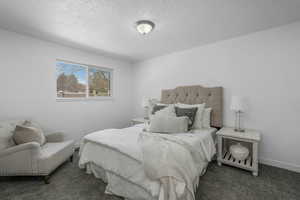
<box><xmin>79</xmin><ymin>124</ymin><xmax>216</xmax><ymax>200</ymax></box>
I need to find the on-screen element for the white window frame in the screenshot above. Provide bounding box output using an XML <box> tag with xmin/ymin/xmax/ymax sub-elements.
<box><xmin>56</xmin><ymin>59</ymin><xmax>114</xmax><ymax>101</ymax></box>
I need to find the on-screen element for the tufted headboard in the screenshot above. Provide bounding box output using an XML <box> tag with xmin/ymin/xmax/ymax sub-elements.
<box><xmin>161</xmin><ymin>85</ymin><xmax>223</xmax><ymax>128</ymax></box>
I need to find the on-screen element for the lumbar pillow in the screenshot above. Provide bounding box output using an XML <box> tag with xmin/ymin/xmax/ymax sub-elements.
<box><xmin>174</xmin><ymin>107</ymin><xmax>198</xmax><ymax>130</ymax></box>
<box><xmin>13</xmin><ymin>121</ymin><xmax>46</xmax><ymax>145</ymax></box>
<box><xmin>149</xmin><ymin>115</ymin><xmax>189</xmax><ymax>133</ymax></box>
<box><xmin>202</xmin><ymin>108</ymin><xmax>212</xmax><ymax>128</ymax></box>
<box><xmin>176</xmin><ymin>103</ymin><xmax>206</xmax><ymax>129</ymax></box>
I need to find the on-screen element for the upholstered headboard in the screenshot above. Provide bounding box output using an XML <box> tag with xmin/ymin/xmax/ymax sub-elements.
<box><xmin>161</xmin><ymin>85</ymin><xmax>223</xmax><ymax>128</ymax></box>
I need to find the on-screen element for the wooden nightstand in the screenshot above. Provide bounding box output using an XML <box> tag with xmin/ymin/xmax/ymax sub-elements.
<box><xmin>131</xmin><ymin>118</ymin><xmax>146</xmax><ymax>126</ymax></box>
<box><xmin>216</xmin><ymin>127</ymin><xmax>261</xmax><ymax>176</ymax></box>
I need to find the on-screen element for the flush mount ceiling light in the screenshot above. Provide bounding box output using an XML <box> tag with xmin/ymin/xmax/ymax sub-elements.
<box><xmin>136</xmin><ymin>20</ymin><xmax>155</xmax><ymax>35</ymax></box>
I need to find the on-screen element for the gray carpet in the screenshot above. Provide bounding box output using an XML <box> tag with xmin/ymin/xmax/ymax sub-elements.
<box><xmin>1</xmin><ymin>153</ymin><xmax>299</xmax><ymax>200</ymax></box>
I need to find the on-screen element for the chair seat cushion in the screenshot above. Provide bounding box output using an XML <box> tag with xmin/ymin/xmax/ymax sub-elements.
<box><xmin>38</xmin><ymin>140</ymin><xmax>75</xmax><ymax>175</ymax></box>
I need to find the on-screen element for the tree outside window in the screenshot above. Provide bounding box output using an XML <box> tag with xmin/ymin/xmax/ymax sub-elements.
<box><xmin>56</xmin><ymin>60</ymin><xmax>113</xmax><ymax>99</ymax></box>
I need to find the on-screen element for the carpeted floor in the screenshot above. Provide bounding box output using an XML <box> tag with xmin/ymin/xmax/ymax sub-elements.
<box><xmin>1</xmin><ymin>153</ymin><xmax>299</xmax><ymax>200</ymax></box>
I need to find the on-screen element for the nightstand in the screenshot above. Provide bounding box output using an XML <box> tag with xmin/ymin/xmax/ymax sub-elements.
<box><xmin>216</xmin><ymin>127</ymin><xmax>261</xmax><ymax>176</ymax></box>
<box><xmin>131</xmin><ymin>118</ymin><xmax>146</xmax><ymax>126</ymax></box>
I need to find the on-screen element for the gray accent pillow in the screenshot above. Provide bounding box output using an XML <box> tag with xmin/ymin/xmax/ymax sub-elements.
<box><xmin>13</xmin><ymin>121</ymin><xmax>46</xmax><ymax>145</ymax></box>
<box><xmin>151</xmin><ymin>105</ymin><xmax>167</xmax><ymax>114</ymax></box>
<box><xmin>175</xmin><ymin>107</ymin><xmax>198</xmax><ymax>130</ymax></box>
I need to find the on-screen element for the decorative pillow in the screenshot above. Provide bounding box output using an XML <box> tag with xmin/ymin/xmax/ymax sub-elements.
<box><xmin>149</xmin><ymin>115</ymin><xmax>189</xmax><ymax>133</ymax></box>
<box><xmin>13</xmin><ymin>120</ymin><xmax>46</xmax><ymax>146</ymax></box>
<box><xmin>144</xmin><ymin>105</ymin><xmax>176</xmax><ymax>132</ymax></box>
<box><xmin>151</xmin><ymin>104</ymin><xmax>167</xmax><ymax>114</ymax></box>
<box><xmin>175</xmin><ymin>107</ymin><xmax>198</xmax><ymax>130</ymax></box>
<box><xmin>202</xmin><ymin>108</ymin><xmax>212</xmax><ymax>128</ymax></box>
<box><xmin>147</xmin><ymin>99</ymin><xmax>160</xmax><ymax>118</ymax></box>
<box><xmin>176</xmin><ymin>103</ymin><xmax>206</xmax><ymax>129</ymax></box>
<box><xmin>24</xmin><ymin>121</ymin><xmax>46</xmax><ymax>142</ymax></box>
<box><xmin>0</xmin><ymin>120</ymin><xmax>25</xmax><ymax>150</ymax></box>
<box><xmin>154</xmin><ymin>104</ymin><xmax>176</xmax><ymax>117</ymax></box>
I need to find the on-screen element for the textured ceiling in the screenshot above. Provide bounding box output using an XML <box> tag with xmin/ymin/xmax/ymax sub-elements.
<box><xmin>0</xmin><ymin>0</ymin><xmax>300</xmax><ymax>62</ymax></box>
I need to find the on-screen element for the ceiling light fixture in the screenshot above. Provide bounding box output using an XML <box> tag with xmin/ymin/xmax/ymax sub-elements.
<box><xmin>136</xmin><ymin>20</ymin><xmax>155</xmax><ymax>35</ymax></box>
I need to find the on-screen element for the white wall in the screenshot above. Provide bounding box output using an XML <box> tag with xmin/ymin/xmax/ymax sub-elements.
<box><xmin>133</xmin><ymin>22</ymin><xmax>300</xmax><ymax>172</ymax></box>
<box><xmin>0</xmin><ymin>29</ymin><xmax>134</xmax><ymax>143</ymax></box>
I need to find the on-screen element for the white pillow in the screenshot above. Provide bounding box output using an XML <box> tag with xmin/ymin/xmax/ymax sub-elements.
<box><xmin>149</xmin><ymin>115</ymin><xmax>189</xmax><ymax>133</ymax></box>
<box><xmin>145</xmin><ymin>105</ymin><xmax>179</xmax><ymax>133</ymax></box>
<box><xmin>202</xmin><ymin>108</ymin><xmax>212</xmax><ymax>128</ymax></box>
<box><xmin>176</xmin><ymin>103</ymin><xmax>206</xmax><ymax>129</ymax></box>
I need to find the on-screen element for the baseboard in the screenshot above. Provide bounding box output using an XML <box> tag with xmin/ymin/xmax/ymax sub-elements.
<box><xmin>259</xmin><ymin>158</ymin><xmax>300</xmax><ymax>173</ymax></box>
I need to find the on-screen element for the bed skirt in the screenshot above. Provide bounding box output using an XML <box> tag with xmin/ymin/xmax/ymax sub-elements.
<box><xmin>84</xmin><ymin>162</ymin><xmax>157</xmax><ymax>200</ymax></box>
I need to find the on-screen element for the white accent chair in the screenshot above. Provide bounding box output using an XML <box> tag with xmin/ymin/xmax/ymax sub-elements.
<box><xmin>0</xmin><ymin>120</ymin><xmax>75</xmax><ymax>184</ymax></box>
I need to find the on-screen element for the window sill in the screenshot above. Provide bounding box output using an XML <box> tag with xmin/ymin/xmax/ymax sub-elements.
<box><xmin>56</xmin><ymin>97</ymin><xmax>114</xmax><ymax>102</ymax></box>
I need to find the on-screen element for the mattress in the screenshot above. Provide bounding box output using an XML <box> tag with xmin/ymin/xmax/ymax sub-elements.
<box><xmin>79</xmin><ymin>124</ymin><xmax>217</xmax><ymax>200</ymax></box>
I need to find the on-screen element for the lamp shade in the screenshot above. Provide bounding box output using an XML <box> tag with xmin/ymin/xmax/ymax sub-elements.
<box><xmin>141</xmin><ymin>97</ymin><xmax>149</xmax><ymax>108</ymax></box>
<box><xmin>230</xmin><ymin>96</ymin><xmax>244</xmax><ymax>111</ymax></box>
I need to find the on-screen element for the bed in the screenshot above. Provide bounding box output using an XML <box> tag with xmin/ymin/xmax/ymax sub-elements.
<box><xmin>79</xmin><ymin>85</ymin><xmax>223</xmax><ymax>200</ymax></box>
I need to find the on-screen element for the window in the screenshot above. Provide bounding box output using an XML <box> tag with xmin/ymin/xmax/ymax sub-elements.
<box><xmin>56</xmin><ymin>60</ymin><xmax>113</xmax><ymax>100</ymax></box>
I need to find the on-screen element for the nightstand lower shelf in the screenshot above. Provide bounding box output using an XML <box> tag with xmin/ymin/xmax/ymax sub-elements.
<box><xmin>219</xmin><ymin>151</ymin><xmax>253</xmax><ymax>171</ymax></box>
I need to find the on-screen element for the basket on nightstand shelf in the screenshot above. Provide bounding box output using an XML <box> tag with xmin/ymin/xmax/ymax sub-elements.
<box><xmin>222</xmin><ymin>149</ymin><xmax>252</xmax><ymax>170</ymax></box>
<box><xmin>229</xmin><ymin>143</ymin><xmax>249</xmax><ymax>161</ymax></box>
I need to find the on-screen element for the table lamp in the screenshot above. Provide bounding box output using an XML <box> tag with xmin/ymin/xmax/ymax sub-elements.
<box><xmin>230</xmin><ymin>96</ymin><xmax>245</xmax><ymax>132</ymax></box>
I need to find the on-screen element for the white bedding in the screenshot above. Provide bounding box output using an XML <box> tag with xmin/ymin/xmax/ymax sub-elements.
<box><xmin>79</xmin><ymin>124</ymin><xmax>216</xmax><ymax>200</ymax></box>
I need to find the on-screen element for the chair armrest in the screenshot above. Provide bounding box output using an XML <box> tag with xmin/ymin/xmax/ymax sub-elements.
<box><xmin>0</xmin><ymin>142</ymin><xmax>41</xmax><ymax>158</ymax></box>
<box><xmin>45</xmin><ymin>132</ymin><xmax>65</xmax><ymax>142</ymax></box>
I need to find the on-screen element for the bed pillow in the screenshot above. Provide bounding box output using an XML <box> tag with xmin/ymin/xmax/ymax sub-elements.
<box><xmin>175</xmin><ymin>107</ymin><xmax>198</xmax><ymax>130</ymax></box>
<box><xmin>176</xmin><ymin>103</ymin><xmax>206</xmax><ymax>129</ymax></box>
<box><xmin>151</xmin><ymin>104</ymin><xmax>167</xmax><ymax>114</ymax></box>
<box><xmin>154</xmin><ymin>104</ymin><xmax>176</xmax><ymax>117</ymax></box>
<box><xmin>202</xmin><ymin>108</ymin><xmax>212</xmax><ymax>128</ymax></box>
<box><xmin>149</xmin><ymin>115</ymin><xmax>189</xmax><ymax>133</ymax></box>
<box><xmin>144</xmin><ymin>105</ymin><xmax>177</xmax><ymax>132</ymax></box>
<box><xmin>146</xmin><ymin>99</ymin><xmax>160</xmax><ymax>117</ymax></box>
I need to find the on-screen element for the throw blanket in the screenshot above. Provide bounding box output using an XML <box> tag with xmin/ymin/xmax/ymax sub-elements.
<box><xmin>79</xmin><ymin>125</ymin><xmax>215</xmax><ymax>200</ymax></box>
<box><xmin>139</xmin><ymin>132</ymin><xmax>208</xmax><ymax>200</ymax></box>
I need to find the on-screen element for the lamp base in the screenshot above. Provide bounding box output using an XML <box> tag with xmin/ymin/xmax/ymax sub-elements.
<box><xmin>234</xmin><ymin>128</ymin><xmax>245</xmax><ymax>132</ymax></box>
<box><xmin>234</xmin><ymin>111</ymin><xmax>245</xmax><ymax>133</ymax></box>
